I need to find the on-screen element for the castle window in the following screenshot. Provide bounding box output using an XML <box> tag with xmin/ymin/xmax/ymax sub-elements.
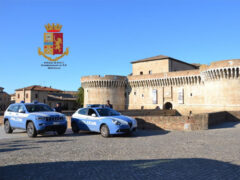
<box><xmin>134</xmin><ymin>92</ymin><xmax>136</xmax><ymax>95</ymax></box>
<box><xmin>190</xmin><ymin>93</ymin><xmax>192</xmax><ymax>96</ymax></box>
<box><xmin>17</xmin><ymin>94</ymin><xmax>20</xmax><ymax>99</ymax></box>
<box><xmin>152</xmin><ymin>89</ymin><xmax>158</xmax><ymax>104</ymax></box>
<box><xmin>149</xmin><ymin>70</ymin><xmax>152</xmax><ymax>74</ymax></box>
<box><xmin>26</xmin><ymin>93</ymin><xmax>28</xmax><ymax>99</ymax></box>
<box><xmin>140</xmin><ymin>71</ymin><xmax>143</xmax><ymax>75</ymax></box>
<box><xmin>142</xmin><ymin>94</ymin><xmax>144</xmax><ymax>98</ymax></box>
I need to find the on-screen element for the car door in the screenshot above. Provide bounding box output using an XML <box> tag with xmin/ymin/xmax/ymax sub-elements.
<box><xmin>16</xmin><ymin>105</ymin><xmax>28</xmax><ymax>129</ymax></box>
<box><xmin>85</xmin><ymin>108</ymin><xmax>100</xmax><ymax>132</ymax></box>
<box><xmin>74</xmin><ymin>108</ymin><xmax>90</xmax><ymax>130</ymax></box>
<box><xmin>8</xmin><ymin>105</ymin><xmax>21</xmax><ymax>128</ymax></box>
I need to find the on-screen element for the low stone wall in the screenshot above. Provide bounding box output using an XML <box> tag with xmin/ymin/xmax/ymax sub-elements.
<box><xmin>66</xmin><ymin>116</ymin><xmax>71</xmax><ymax>129</ymax></box>
<box><xmin>131</xmin><ymin>111</ymin><xmax>240</xmax><ymax>131</ymax></box>
<box><xmin>120</xmin><ymin>109</ymin><xmax>178</xmax><ymax>116</ymax></box>
<box><xmin>0</xmin><ymin>116</ymin><xmax>3</xmax><ymax>125</ymax></box>
<box><xmin>62</xmin><ymin>111</ymin><xmax>75</xmax><ymax>116</ymax></box>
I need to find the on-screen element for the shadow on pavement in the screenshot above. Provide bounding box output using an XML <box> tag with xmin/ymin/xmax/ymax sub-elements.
<box><xmin>0</xmin><ymin>139</ymin><xmax>72</xmax><ymax>153</ymax></box>
<box><xmin>209</xmin><ymin>121</ymin><xmax>240</xmax><ymax>130</ymax></box>
<box><xmin>0</xmin><ymin>147</ymin><xmax>39</xmax><ymax>153</ymax></box>
<box><xmin>113</xmin><ymin>129</ymin><xmax>169</xmax><ymax>138</ymax></box>
<box><xmin>0</xmin><ymin>158</ymin><xmax>239</xmax><ymax>180</ymax></box>
<box><xmin>34</xmin><ymin>139</ymin><xmax>72</xmax><ymax>143</ymax></box>
<box><xmin>64</xmin><ymin>129</ymin><xmax>169</xmax><ymax>138</ymax></box>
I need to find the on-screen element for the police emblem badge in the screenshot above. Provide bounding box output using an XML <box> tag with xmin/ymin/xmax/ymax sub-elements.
<box><xmin>38</xmin><ymin>23</ymin><xmax>69</xmax><ymax>61</ymax></box>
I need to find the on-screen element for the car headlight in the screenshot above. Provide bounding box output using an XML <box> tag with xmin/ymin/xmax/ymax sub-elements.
<box><xmin>112</xmin><ymin>119</ymin><xmax>121</xmax><ymax>125</ymax></box>
<box><xmin>36</xmin><ymin>116</ymin><xmax>46</xmax><ymax>120</ymax></box>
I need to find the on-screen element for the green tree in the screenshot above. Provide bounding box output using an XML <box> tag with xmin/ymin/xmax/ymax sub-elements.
<box><xmin>76</xmin><ymin>87</ymin><xmax>84</xmax><ymax>107</ymax></box>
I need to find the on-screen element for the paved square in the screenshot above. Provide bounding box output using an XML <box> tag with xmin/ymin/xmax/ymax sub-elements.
<box><xmin>0</xmin><ymin>122</ymin><xmax>240</xmax><ymax>180</ymax></box>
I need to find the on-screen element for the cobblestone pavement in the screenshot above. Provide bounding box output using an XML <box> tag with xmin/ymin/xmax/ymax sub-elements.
<box><xmin>0</xmin><ymin>122</ymin><xmax>240</xmax><ymax>180</ymax></box>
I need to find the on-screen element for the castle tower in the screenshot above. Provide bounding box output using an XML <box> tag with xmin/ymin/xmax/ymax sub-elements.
<box><xmin>200</xmin><ymin>59</ymin><xmax>240</xmax><ymax>112</ymax></box>
<box><xmin>81</xmin><ymin>75</ymin><xmax>127</xmax><ymax>110</ymax></box>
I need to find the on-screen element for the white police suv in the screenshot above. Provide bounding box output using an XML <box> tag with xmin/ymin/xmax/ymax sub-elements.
<box><xmin>3</xmin><ymin>101</ymin><xmax>67</xmax><ymax>137</ymax></box>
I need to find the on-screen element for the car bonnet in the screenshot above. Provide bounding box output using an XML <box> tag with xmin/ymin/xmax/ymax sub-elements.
<box><xmin>110</xmin><ymin>115</ymin><xmax>133</xmax><ymax>124</ymax></box>
<box><xmin>30</xmin><ymin>112</ymin><xmax>63</xmax><ymax>117</ymax></box>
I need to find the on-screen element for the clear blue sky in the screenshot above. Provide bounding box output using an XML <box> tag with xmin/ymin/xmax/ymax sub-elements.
<box><xmin>1</xmin><ymin>0</ymin><xmax>240</xmax><ymax>94</ymax></box>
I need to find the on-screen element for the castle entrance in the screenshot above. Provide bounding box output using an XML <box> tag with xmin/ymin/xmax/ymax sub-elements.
<box><xmin>164</xmin><ymin>102</ymin><xmax>173</xmax><ymax>110</ymax></box>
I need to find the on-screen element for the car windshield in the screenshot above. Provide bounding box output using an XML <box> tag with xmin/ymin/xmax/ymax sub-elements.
<box><xmin>96</xmin><ymin>108</ymin><xmax>120</xmax><ymax>116</ymax></box>
<box><xmin>25</xmin><ymin>104</ymin><xmax>53</xmax><ymax>113</ymax></box>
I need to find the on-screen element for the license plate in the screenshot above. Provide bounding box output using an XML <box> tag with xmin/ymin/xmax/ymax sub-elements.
<box><xmin>53</xmin><ymin>122</ymin><xmax>61</xmax><ymax>125</ymax></box>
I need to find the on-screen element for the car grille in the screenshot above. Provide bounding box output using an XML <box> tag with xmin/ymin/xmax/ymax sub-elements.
<box><xmin>46</xmin><ymin>116</ymin><xmax>64</xmax><ymax>121</ymax></box>
<box><xmin>128</xmin><ymin>122</ymin><xmax>132</xmax><ymax>128</ymax></box>
<box><xmin>117</xmin><ymin>129</ymin><xmax>130</xmax><ymax>133</ymax></box>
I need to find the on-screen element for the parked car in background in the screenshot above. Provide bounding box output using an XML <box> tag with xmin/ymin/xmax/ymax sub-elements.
<box><xmin>3</xmin><ymin>101</ymin><xmax>67</xmax><ymax>137</ymax></box>
<box><xmin>86</xmin><ymin>104</ymin><xmax>105</xmax><ymax>108</ymax></box>
<box><xmin>71</xmin><ymin>107</ymin><xmax>137</xmax><ymax>137</ymax></box>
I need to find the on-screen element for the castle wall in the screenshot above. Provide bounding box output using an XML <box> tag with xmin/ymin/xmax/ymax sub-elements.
<box><xmin>81</xmin><ymin>75</ymin><xmax>127</xmax><ymax>110</ymax></box>
<box><xmin>128</xmin><ymin>83</ymin><xmax>206</xmax><ymax>115</ymax></box>
<box><xmin>81</xmin><ymin>59</ymin><xmax>240</xmax><ymax>116</ymax></box>
<box><xmin>84</xmin><ymin>87</ymin><xmax>125</xmax><ymax>110</ymax></box>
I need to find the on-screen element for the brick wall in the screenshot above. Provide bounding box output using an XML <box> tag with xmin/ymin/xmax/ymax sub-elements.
<box><xmin>129</xmin><ymin>111</ymin><xmax>240</xmax><ymax>131</ymax></box>
<box><xmin>120</xmin><ymin>109</ymin><xmax>177</xmax><ymax>116</ymax></box>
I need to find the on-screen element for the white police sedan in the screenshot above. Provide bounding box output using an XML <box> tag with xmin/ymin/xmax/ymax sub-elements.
<box><xmin>71</xmin><ymin>107</ymin><xmax>137</xmax><ymax>137</ymax></box>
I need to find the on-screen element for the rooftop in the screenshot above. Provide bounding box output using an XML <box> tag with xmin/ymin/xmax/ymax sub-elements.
<box><xmin>48</xmin><ymin>92</ymin><xmax>77</xmax><ymax>101</ymax></box>
<box><xmin>131</xmin><ymin>55</ymin><xmax>169</xmax><ymax>64</ymax></box>
<box><xmin>131</xmin><ymin>54</ymin><xmax>198</xmax><ymax>68</ymax></box>
<box><xmin>15</xmin><ymin>85</ymin><xmax>61</xmax><ymax>92</ymax></box>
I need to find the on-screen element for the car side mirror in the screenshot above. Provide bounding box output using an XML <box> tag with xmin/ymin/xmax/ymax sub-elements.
<box><xmin>19</xmin><ymin>110</ymin><xmax>25</xmax><ymax>113</ymax></box>
<box><xmin>91</xmin><ymin>114</ymin><xmax>96</xmax><ymax>117</ymax></box>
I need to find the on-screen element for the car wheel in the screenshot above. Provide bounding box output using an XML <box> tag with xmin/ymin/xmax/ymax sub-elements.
<box><xmin>27</xmin><ymin>122</ymin><xmax>37</xmax><ymax>137</ymax></box>
<box><xmin>4</xmin><ymin>120</ymin><xmax>13</xmax><ymax>134</ymax></box>
<box><xmin>71</xmin><ymin>122</ymin><xmax>79</xmax><ymax>134</ymax></box>
<box><xmin>56</xmin><ymin>127</ymin><xmax>67</xmax><ymax>135</ymax></box>
<box><xmin>100</xmin><ymin>125</ymin><xmax>110</xmax><ymax>137</ymax></box>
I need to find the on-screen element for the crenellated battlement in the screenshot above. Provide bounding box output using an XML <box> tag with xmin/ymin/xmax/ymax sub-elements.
<box><xmin>81</xmin><ymin>75</ymin><xmax>127</xmax><ymax>88</ymax></box>
<box><xmin>127</xmin><ymin>59</ymin><xmax>240</xmax><ymax>87</ymax></box>
<box><xmin>200</xmin><ymin>60</ymin><xmax>240</xmax><ymax>81</ymax></box>
<box><xmin>128</xmin><ymin>69</ymin><xmax>202</xmax><ymax>87</ymax></box>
